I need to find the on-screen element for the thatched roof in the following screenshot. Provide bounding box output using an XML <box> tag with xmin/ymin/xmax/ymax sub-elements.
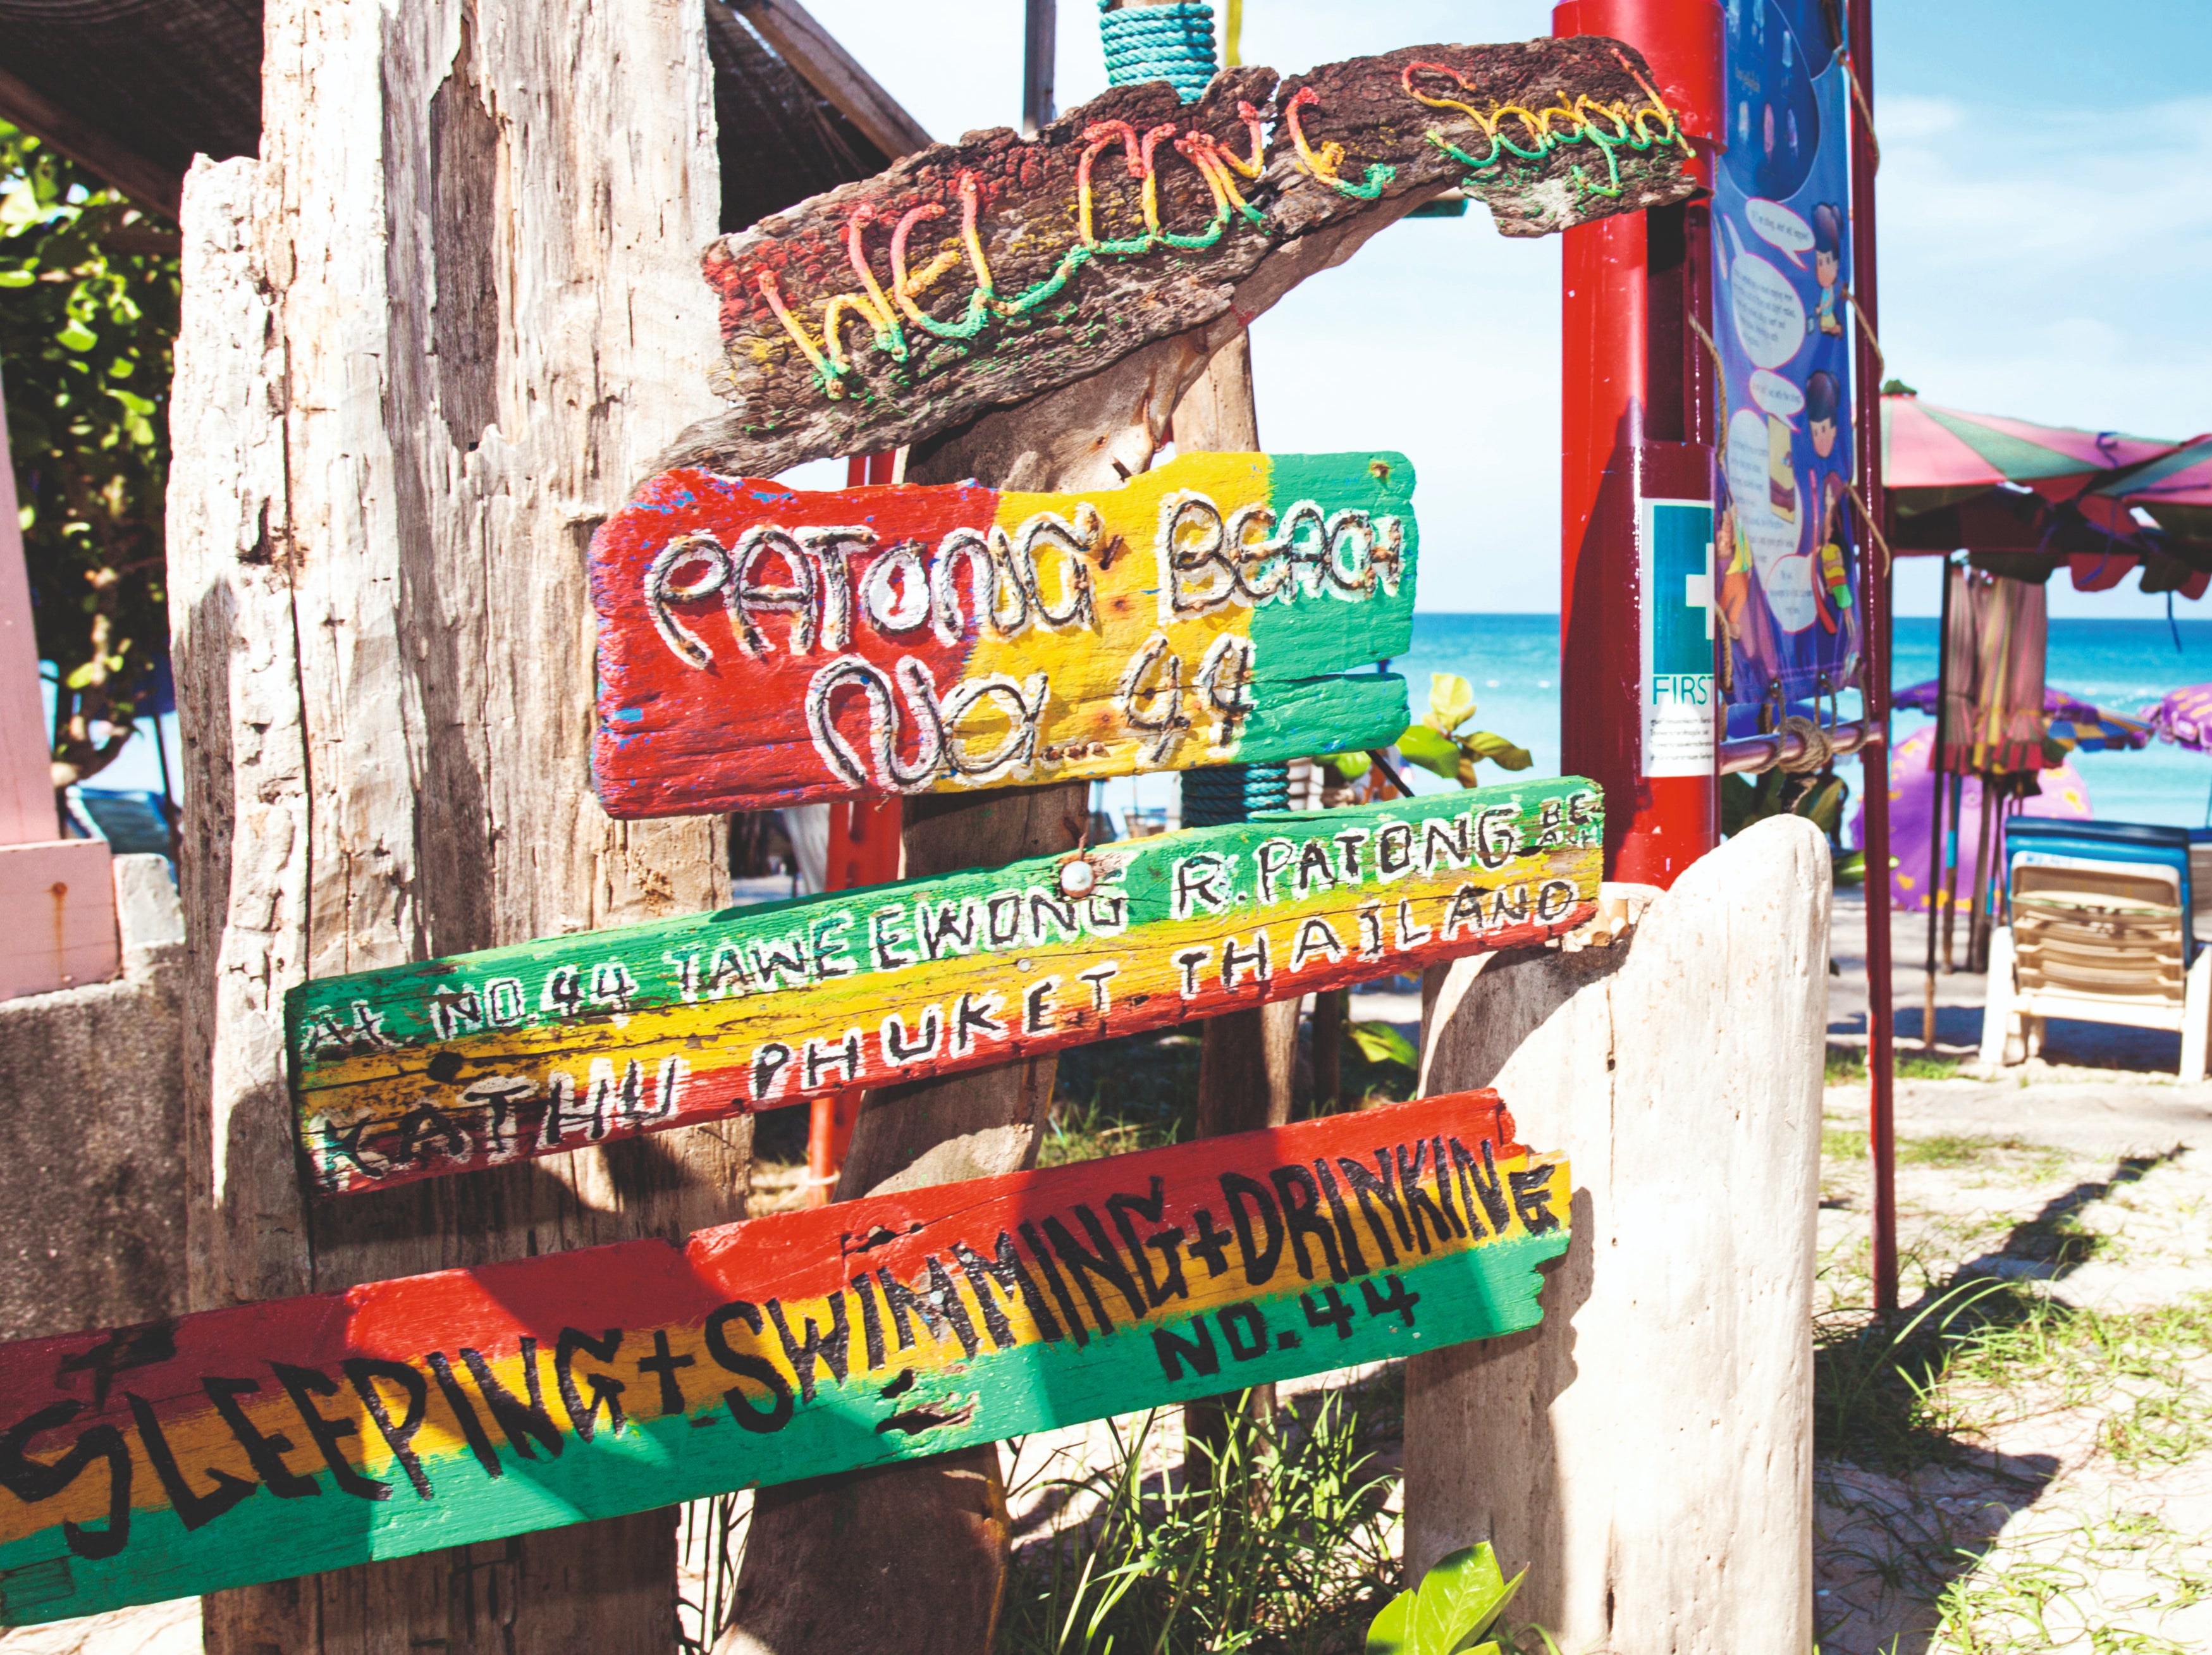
<box><xmin>0</xmin><ymin>0</ymin><xmax>919</xmax><ymax>227</ymax></box>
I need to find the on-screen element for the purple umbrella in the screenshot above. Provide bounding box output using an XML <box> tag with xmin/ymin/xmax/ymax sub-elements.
<box><xmin>2140</xmin><ymin>684</ymin><xmax>2212</xmax><ymax>753</ymax></box>
<box><xmin>1890</xmin><ymin>680</ymin><xmax>2151</xmax><ymax>753</ymax></box>
<box><xmin>1853</xmin><ymin>724</ymin><xmax>2092</xmax><ymax>914</ymax></box>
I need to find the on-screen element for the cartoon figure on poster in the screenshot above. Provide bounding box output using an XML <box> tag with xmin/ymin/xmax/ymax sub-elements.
<box><xmin>1714</xmin><ymin>0</ymin><xmax>1860</xmax><ymax>735</ymax></box>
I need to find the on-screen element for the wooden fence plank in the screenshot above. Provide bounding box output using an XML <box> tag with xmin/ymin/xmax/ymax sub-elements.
<box><xmin>659</xmin><ymin>38</ymin><xmax>1696</xmax><ymax>479</ymax></box>
<box><xmin>292</xmin><ymin>777</ymin><xmax>1602</xmax><ymax>1197</ymax></box>
<box><xmin>591</xmin><ymin>450</ymin><xmax>1417</xmax><ymax>816</ymax></box>
<box><xmin>0</xmin><ymin>1090</ymin><xmax>1567</xmax><ymax>1626</ymax></box>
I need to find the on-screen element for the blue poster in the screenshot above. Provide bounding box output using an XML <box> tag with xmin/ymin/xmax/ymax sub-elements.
<box><xmin>1713</xmin><ymin>0</ymin><xmax>1860</xmax><ymax>735</ymax></box>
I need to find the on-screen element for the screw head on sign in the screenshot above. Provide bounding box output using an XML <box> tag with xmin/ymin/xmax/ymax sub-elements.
<box><xmin>1059</xmin><ymin>858</ymin><xmax>1097</xmax><ymax>898</ymax></box>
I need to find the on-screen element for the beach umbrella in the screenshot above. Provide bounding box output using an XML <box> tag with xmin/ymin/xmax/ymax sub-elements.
<box><xmin>1883</xmin><ymin>394</ymin><xmax>2176</xmax><ymax>515</ymax></box>
<box><xmin>2139</xmin><ymin>684</ymin><xmax>2212</xmax><ymax>753</ymax></box>
<box><xmin>1889</xmin><ymin>682</ymin><xmax>2152</xmax><ymax>753</ymax></box>
<box><xmin>1856</xmin><ymin>725</ymin><xmax>2090</xmax><ymax>914</ymax></box>
<box><xmin>2088</xmin><ymin>434</ymin><xmax>2212</xmax><ymax>541</ymax></box>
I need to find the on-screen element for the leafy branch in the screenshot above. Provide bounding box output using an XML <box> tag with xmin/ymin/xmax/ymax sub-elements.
<box><xmin>1</xmin><ymin>122</ymin><xmax>178</xmax><ymax>797</ymax></box>
<box><xmin>1396</xmin><ymin>674</ymin><xmax>1532</xmax><ymax>787</ymax></box>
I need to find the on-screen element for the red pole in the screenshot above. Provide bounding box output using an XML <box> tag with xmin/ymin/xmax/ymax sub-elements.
<box><xmin>806</xmin><ymin>453</ymin><xmax>904</xmax><ymax>1205</ymax></box>
<box><xmin>1554</xmin><ymin>0</ymin><xmax>1724</xmax><ymax>889</ymax></box>
<box><xmin>1845</xmin><ymin>3</ymin><xmax>1898</xmax><ymax>1315</ymax></box>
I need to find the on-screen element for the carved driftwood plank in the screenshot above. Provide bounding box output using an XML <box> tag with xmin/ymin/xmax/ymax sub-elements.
<box><xmin>660</xmin><ymin>37</ymin><xmax>1695</xmax><ymax>479</ymax></box>
<box><xmin>292</xmin><ymin>778</ymin><xmax>1602</xmax><ymax>1197</ymax></box>
<box><xmin>0</xmin><ymin>1092</ymin><xmax>1566</xmax><ymax>1626</ymax></box>
<box><xmin>592</xmin><ymin>451</ymin><xmax>1416</xmax><ymax>815</ymax></box>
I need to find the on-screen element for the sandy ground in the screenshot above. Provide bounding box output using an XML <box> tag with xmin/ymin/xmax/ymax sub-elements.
<box><xmin>1815</xmin><ymin>889</ymin><xmax>2212</xmax><ymax>1651</ymax></box>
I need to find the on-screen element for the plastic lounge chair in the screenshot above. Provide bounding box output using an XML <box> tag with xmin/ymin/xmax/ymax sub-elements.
<box><xmin>1981</xmin><ymin>820</ymin><xmax>2212</xmax><ymax>1078</ymax></box>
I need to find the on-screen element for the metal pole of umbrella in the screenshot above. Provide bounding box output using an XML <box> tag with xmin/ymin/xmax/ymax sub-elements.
<box><xmin>1849</xmin><ymin>0</ymin><xmax>1899</xmax><ymax>1317</ymax></box>
<box><xmin>1943</xmin><ymin>766</ymin><xmax>1965</xmax><ymax>969</ymax></box>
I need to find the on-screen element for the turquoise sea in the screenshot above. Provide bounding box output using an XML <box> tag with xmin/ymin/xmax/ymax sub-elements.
<box><xmin>1374</xmin><ymin>613</ymin><xmax>2212</xmax><ymax>838</ymax></box>
<box><xmin>85</xmin><ymin>617</ymin><xmax>2212</xmax><ymax>841</ymax></box>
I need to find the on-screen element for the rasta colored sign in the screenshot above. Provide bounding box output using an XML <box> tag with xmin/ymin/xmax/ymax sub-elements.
<box><xmin>661</xmin><ymin>38</ymin><xmax>1696</xmax><ymax>481</ymax></box>
<box><xmin>291</xmin><ymin>777</ymin><xmax>1601</xmax><ymax>1197</ymax></box>
<box><xmin>591</xmin><ymin>452</ymin><xmax>1416</xmax><ymax>817</ymax></box>
<box><xmin>0</xmin><ymin>1092</ymin><xmax>1566</xmax><ymax>1625</ymax></box>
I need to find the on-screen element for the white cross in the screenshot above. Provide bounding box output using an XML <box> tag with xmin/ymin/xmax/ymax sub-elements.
<box><xmin>1685</xmin><ymin>538</ymin><xmax>1715</xmax><ymax>641</ymax></box>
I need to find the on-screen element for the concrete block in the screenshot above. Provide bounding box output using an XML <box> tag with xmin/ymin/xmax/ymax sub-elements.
<box><xmin>0</xmin><ymin>854</ymin><xmax>186</xmax><ymax>1339</ymax></box>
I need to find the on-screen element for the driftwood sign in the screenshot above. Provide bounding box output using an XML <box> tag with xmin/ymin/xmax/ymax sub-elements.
<box><xmin>0</xmin><ymin>1092</ymin><xmax>1565</xmax><ymax>1625</ymax></box>
<box><xmin>290</xmin><ymin>778</ymin><xmax>1601</xmax><ymax>1197</ymax></box>
<box><xmin>593</xmin><ymin>452</ymin><xmax>1416</xmax><ymax>816</ymax></box>
<box><xmin>658</xmin><ymin>37</ymin><xmax>1696</xmax><ymax>479</ymax></box>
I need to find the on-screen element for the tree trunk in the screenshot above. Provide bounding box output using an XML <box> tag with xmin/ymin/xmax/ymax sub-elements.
<box><xmin>1167</xmin><ymin>326</ymin><xmax>1299</xmax><ymax>1460</ymax></box>
<box><xmin>716</xmin><ymin>338</ymin><xmax>1194</xmax><ymax>1655</ymax></box>
<box><xmin>168</xmin><ymin>2</ymin><xmax>745</xmax><ymax>1648</ymax></box>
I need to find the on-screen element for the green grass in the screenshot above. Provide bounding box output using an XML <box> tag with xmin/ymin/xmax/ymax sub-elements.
<box><xmin>1826</xmin><ymin>1045</ymin><xmax>1966</xmax><ymax>1083</ymax></box>
<box><xmin>996</xmin><ymin>1377</ymin><xmax>1564</xmax><ymax>1655</ymax></box>
<box><xmin>997</xmin><ymin>1388</ymin><xmax>1402</xmax><ymax>1654</ymax></box>
<box><xmin>1820</xmin><ymin>1128</ymin><xmax>2065</xmax><ymax>1179</ymax></box>
<box><xmin>1924</xmin><ymin>1506</ymin><xmax>2212</xmax><ymax>1652</ymax></box>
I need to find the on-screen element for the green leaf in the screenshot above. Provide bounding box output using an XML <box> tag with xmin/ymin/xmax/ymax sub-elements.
<box><xmin>1322</xmin><ymin>749</ymin><xmax>1373</xmax><ymax>782</ymax></box>
<box><xmin>0</xmin><ymin>269</ymin><xmax>32</xmax><ymax>287</ymax></box>
<box><xmin>1411</xmin><ymin>1546</ymin><xmax>1525</xmax><ymax>1654</ymax></box>
<box><xmin>1396</xmin><ymin>723</ymin><xmax>1461</xmax><ymax>778</ymax></box>
<box><xmin>1833</xmin><ymin>850</ymin><xmax>1866</xmax><ymax>885</ymax></box>
<box><xmin>54</xmin><ymin>319</ymin><xmax>97</xmax><ymax>352</ymax></box>
<box><xmin>1366</xmin><ymin>1587</ymin><xmax>1416</xmax><ymax>1653</ymax></box>
<box><xmin>1427</xmin><ymin>672</ymin><xmax>1478</xmax><ymax>735</ymax></box>
<box><xmin>1348</xmin><ymin>1021</ymin><xmax>1416</xmax><ymax>1069</ymax></box>
<box><xmin>1459</xmin><ymin>731</ymin><xmax>1533</xmax><ymax>772</ymax></box>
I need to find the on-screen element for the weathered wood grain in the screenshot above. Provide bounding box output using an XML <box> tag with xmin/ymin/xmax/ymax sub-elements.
<box><xmin>1407</xmin><ymin>816</ymin><xmax>1828</xmax><ymax>1651</ymax></box>
<box><xmin>291</xmin><ymin>778</ymin><xmax>1602</xmax><ymax>1197</ymax></box>
<box><xmin>658</xmin><ymin>36</ymin><xmax>1695</xmax><ymax>480</ymax></box>
<box><xmin>166</xmin><ymin>0</ymin><xmax>752</xmax><ymax>1646</ymax></box>
<box><xmin>0</xmin><ymin>1092</ymin><xmax>1567</xmax><ymax>1626</ymax></box>
<box><xmin>592</xmin><ymin>450</ymin><xmax>1416</xmax><ymax>816</ymax></box>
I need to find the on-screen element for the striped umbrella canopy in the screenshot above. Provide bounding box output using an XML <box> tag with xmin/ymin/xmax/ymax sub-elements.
<box><xmin>1884</xmin><ymin>394</ymin><xmax>2176</xmax><ymax>514</ymax></box>
<box><xmin>2088</xmin><ymin>434</ymin><xmax>2212</xmax><ymax>541</ymax></box>
<box><xmin>1891</xmin><ymin>681</ymin><xmax>2153</xmax><ymax>753</ymax></box>
<box><xmin>2139</xmin><ymin>684</ymin><xmax>2212</xmax><ymax>754</ymax></box>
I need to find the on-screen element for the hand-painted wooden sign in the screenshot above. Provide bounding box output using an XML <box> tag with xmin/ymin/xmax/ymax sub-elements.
<box><xmin>659</xmin><ymin>38</ymin><xmax>1695</xmax><ymax>479</ymax></box>
<box><xmin>0</xmin><ymin>1091</ymin><xmax>1566</xmax><ymax>1625</ymax></box>
<box><xmin>593</xmin><ymin>452</ymin><xmax>1415</xmax><ymax>816</ymax></box>
<box><xmin>291</xmin><ymin>777</ymin><xmax>1600</xmax><ymax>1197</ymax></box>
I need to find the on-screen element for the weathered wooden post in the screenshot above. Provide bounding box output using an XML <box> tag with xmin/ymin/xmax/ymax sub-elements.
<box><xmin>1408</xmin><ymin>815</ymin><xmax>1826</xmax><ymax>1649</ymax></box>
<box><xmin>716</xmin><ymin>337</ymin><xmax>1191</xmax><ymax>1652</ymax></box>
<box><xmin>166</xmin><ymin>0</ymin><xmax>746</xmax><ymax>1646</ymax></box>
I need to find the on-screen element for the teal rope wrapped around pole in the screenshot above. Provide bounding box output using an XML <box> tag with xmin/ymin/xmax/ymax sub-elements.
<box><xmin>1102</xmin><ymin>1</ymin><xmax>1293</xmax><ymax>825</ymax></box>
<box><xmin>1097</xmin><ymin>0</ymin><xmax>1219</xmax><ymax>104</ymax></box>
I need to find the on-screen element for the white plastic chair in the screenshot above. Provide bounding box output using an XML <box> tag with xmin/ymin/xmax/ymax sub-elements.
<box><xmin>1981</xmin><ymin>856</ymin><xmax>2212</xmax><ymax>1079</ymax></box>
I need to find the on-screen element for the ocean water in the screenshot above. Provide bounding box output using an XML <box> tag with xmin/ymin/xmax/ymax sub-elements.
<box><xmin>1380</xmin><ymin>613</ymin><xmax>2212</xmax><ymax>836</ymax></box>
<box><xmin>83</xmin><ymin>617</ymin><xmax>2212</xmax><ymax>840</ymax></box>
<box><xmin>1098</xmin><ymin>613</ymin><xmax>2212</xmax><ymax>838</ymax></box>
<box><xmin>1887</xmin><ymin>617</ymin><xmax>2212</xmax><ymax>832</ymax></box>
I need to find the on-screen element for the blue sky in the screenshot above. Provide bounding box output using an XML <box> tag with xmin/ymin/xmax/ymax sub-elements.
<box><xmin>801</xmin><ymin>0</ymin><xmax>2212</xmax><ymax>618</ymax></box>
